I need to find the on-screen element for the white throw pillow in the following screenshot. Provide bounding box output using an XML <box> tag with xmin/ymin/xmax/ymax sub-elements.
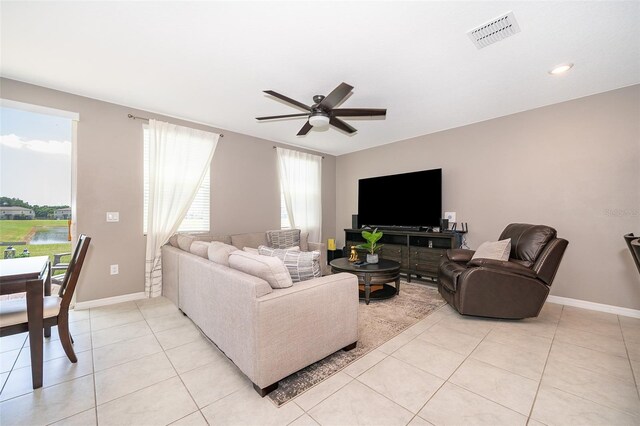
<box><xmin>228</xmin><ymin>250</ymin><xmax>293</xmax><ymax>289</ymax></box>
<box><xmin>471</xmin><ymin>238</ymin><xmax>511</xmax><ymax>262</ymax></box>
<box><xmin>243</xmin><ymin>247</ymin><xmax>259</xmax><ymax>255</ymax></box>
<box><xmin>207</xmin><ymin>242</ymin><xmax>237</xmax><ymax>266</ymax></box>
<box><xmin>190</xmin><ymin>241</ymin><xmax>210</xmax><ymax>259</ymax></box>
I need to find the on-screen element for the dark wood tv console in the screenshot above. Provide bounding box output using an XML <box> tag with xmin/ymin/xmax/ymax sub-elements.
<box><xmin>344</xmin><ymin>229</ymin><xmax>463</xmax><ymax>282</ymax></box>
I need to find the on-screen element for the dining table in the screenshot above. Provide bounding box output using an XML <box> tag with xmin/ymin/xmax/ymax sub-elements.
<box><xmin>0</xmin><ymin>256</ymin><xmax>51</xmax><ymax>389</ymax></box>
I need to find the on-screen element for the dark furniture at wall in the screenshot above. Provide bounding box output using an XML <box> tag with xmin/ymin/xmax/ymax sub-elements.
<box><xmin>327</xmin><ymin>248</ymin><xmax>343</xmax><ymax>263</ymax></box>
<box><xmin>624</xmin><ymin>233</ymin><xmax>640</xmax><ymax>275</ymax></box>
<box><xmin>330</xmin><ymin>257</ymin><xmax>401</xmax><ymax>304</ymax></box>
<box><xmin>0</xmin><ymin>235</ymin><xmax>91</xmax><ymax>388</ymax></box>
<box><xmin>438</xmin><ymin>224</ymin><xmax>568</xmax><ymax>319</ymax></box>
<box><xmin>345</xmin><ymin>229</ymin><xmax>462</xmax><ymax>282</ymax></box>
<box><xmin>0</xmin><ymin>256</ymin><xmax>51</xmax><ymax>388</ymax></box>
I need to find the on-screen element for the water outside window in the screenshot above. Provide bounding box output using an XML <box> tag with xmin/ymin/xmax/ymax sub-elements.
<box><xmin>0</xmin><ymin>106</ymin><xmax>72</xmax><ymax>273</ymax></box>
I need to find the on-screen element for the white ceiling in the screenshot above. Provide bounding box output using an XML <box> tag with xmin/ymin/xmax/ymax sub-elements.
<box><xmin>1</xmin><ymin>1</ymin><xmax>639</xmax><ymax>156</ymax></box>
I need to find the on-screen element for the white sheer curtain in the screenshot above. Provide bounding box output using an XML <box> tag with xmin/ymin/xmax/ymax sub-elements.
<box><xmin>145</xmin><ymin>119</ymin><xmax>219</xmax><ymax>297</ymax></box>
<box><xmin>276</xmin><ymin>147</ymin><xmax>322</xmax><ymax>243</ymax></box>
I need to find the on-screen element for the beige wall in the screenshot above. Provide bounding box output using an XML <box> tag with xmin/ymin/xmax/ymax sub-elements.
<box><xmin>336</xmin><ymin>85</ymin><xmax>640</xmax><ymax>310</ymax></box>
<box><xmin>1</xmin><ymin>78</ymin><xmax>336</xmax><ymax>303</ymax></box>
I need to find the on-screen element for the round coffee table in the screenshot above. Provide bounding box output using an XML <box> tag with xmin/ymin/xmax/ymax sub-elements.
<box><xmin>330</xmin><ymin>258</ymin><xmax>401</xmax><ymax>305</ymax></box>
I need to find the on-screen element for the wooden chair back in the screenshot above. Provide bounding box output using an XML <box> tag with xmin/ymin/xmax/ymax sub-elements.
<box><xmin>58</xmin><ymin>234</ymin><xmax>91</xmax><ymax>309</ymax></box>
<box><xmin>624</xmin><ymin>233</ymin><xmax>640</xmax><ymax>275</ymax></box>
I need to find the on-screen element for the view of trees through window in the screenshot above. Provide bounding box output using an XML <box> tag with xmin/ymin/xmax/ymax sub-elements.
<box><xmin>0</xmin><ymin>107</ymin><xmax>72</xmax><ymax>268</ymax></box>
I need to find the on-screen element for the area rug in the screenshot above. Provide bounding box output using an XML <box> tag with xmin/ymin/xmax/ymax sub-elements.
<box><xmin>267</xmin><ymin>281</ymin><xmax>446</xmax><ymax>406</ymax></box>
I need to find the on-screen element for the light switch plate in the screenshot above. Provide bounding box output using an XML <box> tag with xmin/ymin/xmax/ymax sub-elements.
<box><xmin>106</xmin><ymin>212</ymin><xmax>119</xmax><ymax>222</ymax></box>
<box><xmin>444</xmin><ymin>211</ymin><xmax>456</xmax><ymax>223</ymax></box>
<box><xmin>110</xmin><ymin>264</ymin><xmax>119</xmax><ymax>275</ymax></box>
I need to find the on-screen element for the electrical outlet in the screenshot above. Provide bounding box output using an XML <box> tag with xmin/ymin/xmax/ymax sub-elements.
<box><xmin>110</xmin><ymin>264</ymin><xmax>119</xmax><ymax>275</ymax></box>
<box><xmin>106</xmin><ymin>212</ymin><xmax>119</xmax><ymax>222</ymax></box>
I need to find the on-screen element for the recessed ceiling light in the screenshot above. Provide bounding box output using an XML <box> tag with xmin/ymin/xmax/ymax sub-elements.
<box><xmin>549</xmin><ymin>63</ymin><xmax>574</xmax><ymax>75</ymax></box>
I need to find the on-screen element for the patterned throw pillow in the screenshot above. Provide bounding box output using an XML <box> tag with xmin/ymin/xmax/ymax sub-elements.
<box><xmin>258</xmin><ymin>245</ymin><xmax>320</xmax><ymax>283</ymax></box>
<box><xmin>267</xmin><ymin>229</ymin><xmax>301</xmax><ymax>249</ymax></box>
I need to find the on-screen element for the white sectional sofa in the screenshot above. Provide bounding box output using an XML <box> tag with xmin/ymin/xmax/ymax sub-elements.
<box><xmin>161</xmin><ymin>231</ymin><xmax>359</xmax><ymax>396</ymax></box>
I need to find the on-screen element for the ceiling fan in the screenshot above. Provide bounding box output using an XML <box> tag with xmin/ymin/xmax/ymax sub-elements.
<box><xmin>256</xmin><ymin>82</ymin><xmax>386</xmax><ymax>136</ymax></box>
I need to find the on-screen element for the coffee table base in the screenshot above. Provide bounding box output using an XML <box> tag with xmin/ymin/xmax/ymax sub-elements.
<box><xmin>359</xmin><ymin>283</ymin><xmax>398</xmax><ymax>303</ymax></box>
<box><xmin>329</xmin><ymin>258</ymin><xmax>402</xmax><ymax>305</ymax></box>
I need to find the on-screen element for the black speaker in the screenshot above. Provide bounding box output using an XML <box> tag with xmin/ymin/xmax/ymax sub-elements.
<box><xmin>352</xmin><ymin>214</ymin><xmax>358</xmax><ymax>229</ymax></box>
<box><xmin>440</xmin><ymin>218</ymin><xmax>449</xmax><ymax>231</ymax></box>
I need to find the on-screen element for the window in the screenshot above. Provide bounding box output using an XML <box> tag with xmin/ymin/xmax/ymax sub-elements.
<box><xmin>280</xmin><ymin>192</ymin><xmax>290</xmax><ymax>229</ymax></box>
<box><xmin>143</xmin><ymin>127</ymin><xmax>210</xmax><ymax>233</ymax></box>
<box><xmin>276</xmin><ymin>147</ymin><xmax>322</xmax><ymax>241</ymax></box>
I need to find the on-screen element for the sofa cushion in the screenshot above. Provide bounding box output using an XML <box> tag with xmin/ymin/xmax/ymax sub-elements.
<box><xmin>207</xmin><ymin>241</ymin><xmax>237</xmax><ymax>266</ymax></box>
<box><xmin>210</xmin><ymin>235</ymin><xmax>233</xmax><ymax>245</ymax></box>
<box><xmin>193</xmin><ymin>233</ymin><xmax>232</xmax><ymax>245</ymax></box>
<box><xmin>471</xmin><ymin>239</ymin><xmax>511</xmax><ymax>262</ymax></box>
<box><xmin>190</xmin><ymin>241</ymin><xmax>210</xmax><ymax>259</ymax></box>
<box><xmin>177</xmin><ymin>234</ymin><xmax>196</xmax><ymax>252</ymax></box>
<box><xmin>243</xmin><ymin>247</ymin><xmax>259</xmax><ymax>255</ymax></box>
<box><xmin>228</xmin><ymin>250</ymin><xmax>293</xmax><ymax>289</ymax></box>
<box><xmin>231</xmin><ymin>232</ymin><xmax>268</xmax><ymax>249</ymax></box>
<box><xmin>299</xmin><ymin>232</ymin><xmax>309</xmax><ymax>252</ymax></box>
<box><xmin>258</xmin><ymin>245</ymin><xmax>321</xmax><ymax>283</ymax></box>
<box><xmin>267</xmin><ymin>229</ymin><xmax>301</xmax><ymax>249</ymax></box>
<box><xmin>168</xmin><ymin>234</ymin><xmax>179</xmax><ymax>248</ymax></box>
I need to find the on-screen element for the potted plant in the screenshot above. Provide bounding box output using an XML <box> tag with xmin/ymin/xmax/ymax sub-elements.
<box><xmin>357</xmin><ymin>228</ymin><xmax>383</xmax><ymax>264</ymax></box>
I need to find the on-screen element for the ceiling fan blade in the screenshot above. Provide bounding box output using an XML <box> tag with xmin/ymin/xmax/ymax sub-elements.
<box><xmin>297</xmin><ymin>121</ymin><xmax>313</xmax><ymax>136</ymax></box>
<box><xmin>264</xmin><ymin>90</ymin><xmax>311</xmax><ymax>111</ymax></box>
<box><xmin>330</xmin><ymin>117</ymin><xmax>357</xmax><ymax>134</ymax></box>
<box><xmin>332</xmin><ymin>108</ymin><xmax>387</xmax><ymax>117</ymax></box>
<box><xmin>319</xmin><ymin>82</ymin><xmax>354</xmax><ymax>110</ymax></box>
<box><xmin>256</xmin><ymin>113</ymin><xmax>309</xmax><ymax>121</ymax></box>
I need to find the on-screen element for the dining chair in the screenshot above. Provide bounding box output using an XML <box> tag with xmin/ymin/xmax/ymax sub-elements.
<box><xmin>624</xmin><ymin>233</ymin><xmax>640</xmax><ymax>275</ymax></box>
<box><xmin>0</xmin><ymin>234</ymin><xmax>91</xmax><ymax>363</ymax></box>
<box><xmin>51</xmin><ymin>250</ymin><xmax>72</xmax><ymax>286</ymax></box>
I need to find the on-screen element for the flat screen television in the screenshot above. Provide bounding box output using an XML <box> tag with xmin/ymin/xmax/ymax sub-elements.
<box><xmin>357</xmin><ymin>168</ymin><xmax>442</xmax><ymax>229</ymax></box>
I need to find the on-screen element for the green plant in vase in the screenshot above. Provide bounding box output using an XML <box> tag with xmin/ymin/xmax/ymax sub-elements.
<box><xmin>357</xmin><ymin>228</ymin><xmax>383</xmax><ymax>264</ymax></box>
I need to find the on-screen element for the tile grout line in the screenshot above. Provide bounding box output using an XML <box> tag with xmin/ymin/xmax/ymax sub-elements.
<box><xmin>405</xmin><ymin>317</ymin><xmax>503</xmax><ymax>425</ymax></box>
<box><xmin>0</xmin><ymin>334</ymin><xmax>27</xmax><ymax>396</ymax></box>
<box><xmin>619</xmin><ymin>316</ymin><xmax>640</xmax><ymax>401</ymax></box>
<box><xmin>141</xmin><ymin>302</ymin><xmax>210</xmax><ymax>426</ymax></box>
<box><xmin>43</xmin><ymin>309</ymin><xmax>98</xmax><ymax>426</ymax></box>
<box><xmin>90</xmin><ymin>306</ymin><xmax>99</xmax><ymax>425</ymax></box>
<box><xmin>285</xmin><ymin>402</ymin><xmax>307</xmax><ymax>425</ymax></box>
<box><xmin>89</xmin><ymin>304</ymin><xmax>191</xmax><ymax>420</ymax></box>
<box><xmin>296</xmin><ymin>312</ymin><xmax>447</xmax><ymax>418</ymax></box>
<box><xmin>525</xmin><ymin>305</ymin><xmax>563</xmax><ymax>423</ymax></box>
<box><xmin>298</xmin><ymin>311</ymin><xmax>448</xmax><ymax>415</ymax></box>
<box><xmin>537</xmin><ymin>313</ymin><xmax>640</xmax><ymax>419</ymax></box>
<box><xmin>410</xmin><ymin>309</ymin><xmax>564</xmax><ymax>424</ymax></box>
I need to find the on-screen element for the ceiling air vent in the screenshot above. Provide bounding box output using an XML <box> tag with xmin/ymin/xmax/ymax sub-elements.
<box><xmin>467</xmin><ymin>11</ymin><xmax>521</xmax><ymax>49</ymax></box>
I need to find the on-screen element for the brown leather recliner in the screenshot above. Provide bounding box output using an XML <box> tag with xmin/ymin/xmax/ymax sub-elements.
<box><xmin>438</xmin><ymin>223</ymin><xmax>568</xmax><ymax>319</ymax></box>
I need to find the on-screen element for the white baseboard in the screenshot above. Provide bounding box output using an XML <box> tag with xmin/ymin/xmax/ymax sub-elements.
<box><xmin>547</xmin><ymin>295</ymin><xmax>640</xmax><ymax>319</ymax></box>
<box><xmin>73</xmin><ymin>292</ymin><xmax>146</xmax><ymax>310</ymax></box>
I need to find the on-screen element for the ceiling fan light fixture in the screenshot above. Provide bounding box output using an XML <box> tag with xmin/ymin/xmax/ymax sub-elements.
<box><xmin>309</xmin><ymin>114</ymin><xmax>330</xmax><ymax>128</ymax></box>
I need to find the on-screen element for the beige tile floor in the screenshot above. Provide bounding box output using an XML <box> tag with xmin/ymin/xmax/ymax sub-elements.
<box><xmin>1</xmin><ymin>294</ymin><xmax>639</xmax><ymax>425</ymax></box>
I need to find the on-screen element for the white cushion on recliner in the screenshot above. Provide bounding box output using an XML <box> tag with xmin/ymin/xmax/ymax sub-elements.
<box><xmin>0</xmin><ymin>296</ymin><xmax>62</xmax><ymax>327</ymax></box>
<box><xmin>471</xmin><ymin>239</ymin><xmax>511</xmax><ymax>262</ymax></box>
